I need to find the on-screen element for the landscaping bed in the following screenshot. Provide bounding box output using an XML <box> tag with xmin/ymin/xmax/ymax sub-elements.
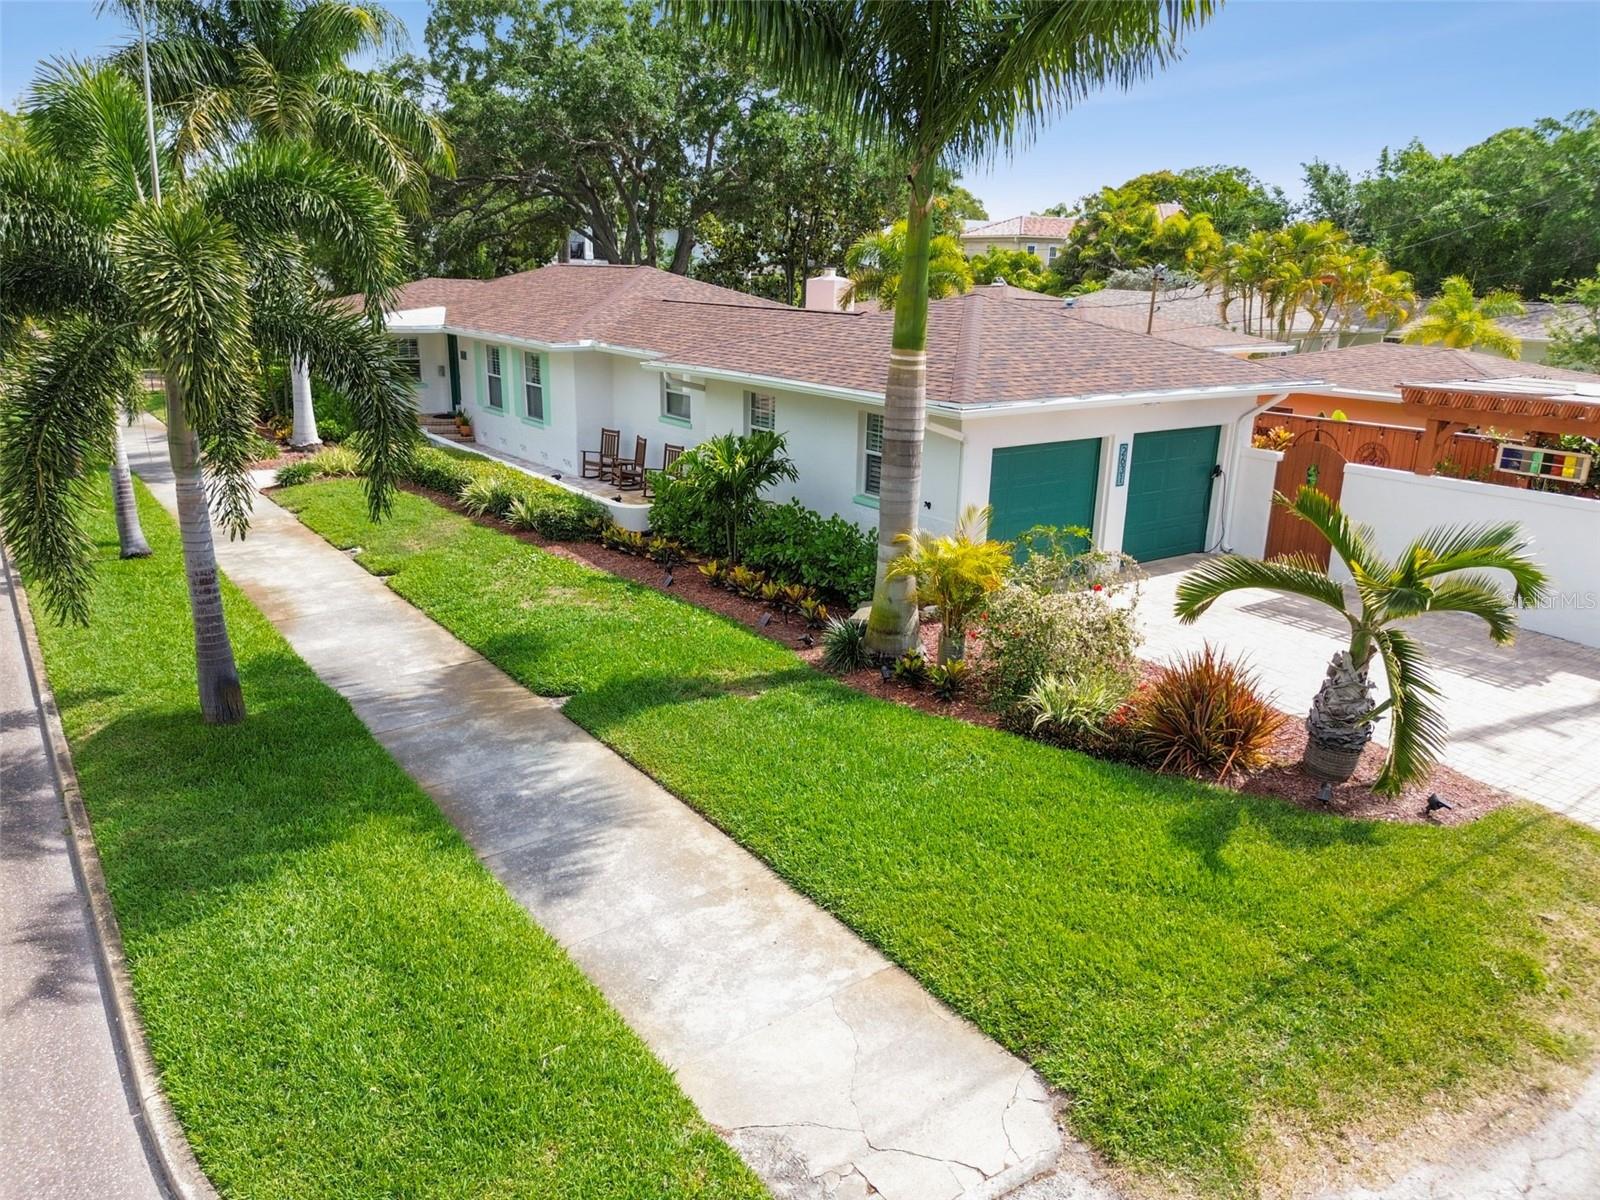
<box><xmin>25</xmin><ymin>486</ymin><xmax>764</xmax><ymax>1200</ymax></box>
<box><xmin>275</xmin><ymin>477</ymin><xmax>1600</xmax><ymax>1198</ymax></box>
<box><xmin>360</xmin><ymin>473</ymin><xmax>1513</xmax><ymax>829</ymax></box>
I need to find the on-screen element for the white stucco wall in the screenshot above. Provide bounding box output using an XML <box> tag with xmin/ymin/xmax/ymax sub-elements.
<box><xmin>1227</xmin><ymin>446</ymin><xmax>1282</xmax><ymax>558</ymax></box>
<box><xmin>955</xmin><ymin>394</ymin><xmax>1263</xmax><ymax>557</ymax></box>
<box><xmin>402</xmin><ymin>332</ymin><xmax>453</xmax><ymax>415</ymax></box>
<box><xmin>456</xmin><ymin>337</ymin><xmax>580</xmax><ymax>473</ymax></box>
<box><xmin>1335</xmin><ymin>464</ymin><xmax>1600</xmax><ymax>647</ymax></box>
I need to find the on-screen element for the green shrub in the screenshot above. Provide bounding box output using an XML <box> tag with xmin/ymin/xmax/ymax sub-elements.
<box><xmin>273</xmin><ymin>445</ymin><xmax>361</xmax><ymax>487</ymax></box>
<box><xmin>1134</xmin><ymin>646</ymin><xmax>1284</xmax><ymax>780</ymax></box>
<box><xmin>643</xmin><ymin>472</ymin><xmax>718</xmax><ymax>556</ymax></box>
<box><xmin>1023</xmin><ymin>661</ymin><xmax>1139</xmax><ymax>752</ymax></box>
<box><xmin>505</xmin><ymin>489</ymin><xmax>606</xmax><ymax>541</ymax></box>
<box><xmin>819</xmin><ymin>617</ymin><xmax>869</xmax><ymax>673</ymax></box>
<box><xmin>892</xmin><ymin>649</ymin><xmax>931</xmax><ymax>687</ymax></box>
<box><xmin>459</xmin><ymin>475</ymin><xmax>522</xmax><ymax>519</ymax></box>
<box><xmin>742</xmin><ymin>499</ymin><xmax>876</xmax><ymax>604</ymax></box>
<box><xmin>600</xmin><ymin>525</ymin><xmax>647</xmax><ymax>555</ymax></box>
<box><xmin>928</xmin><ymin>658</ymin><xmax>970</xmax><ymax>700</ymax></box>
<box><xmin>978</xmin><ymin>582</ymin><xmax>1141</xmax><ymax>724</ymax></box>
<box><xmin>401</xmin><ymin>446</ymin><xmax>475</xmax><ymax>496</ymax></box>
<box><xmin>272</xmin><ymin>459</ymin><xmax>319</xmax><ymax>487</ymax></box>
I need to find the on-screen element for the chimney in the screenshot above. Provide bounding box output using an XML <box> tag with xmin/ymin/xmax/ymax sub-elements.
<box><xmin>805</xmin><ymin>267</ymin><xmax>854</xmax><ymax>312</ymax></box>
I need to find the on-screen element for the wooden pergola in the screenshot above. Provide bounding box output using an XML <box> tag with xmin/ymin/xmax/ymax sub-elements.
<box><xmin>1399</xmin><ymin>377</ymin><xmax>1600</xmax><ymax>475</ymax></box>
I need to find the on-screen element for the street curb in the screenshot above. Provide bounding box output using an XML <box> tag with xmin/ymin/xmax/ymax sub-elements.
<box><xmin>2</xmin><ymin>541</ymin><xmax>221</xmax><ymax>1200</ymax></box>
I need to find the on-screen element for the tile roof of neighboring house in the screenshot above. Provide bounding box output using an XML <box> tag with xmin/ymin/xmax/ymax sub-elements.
<box><xmin>1261</xmin><ymin>341</ymin><xmax>1600</xmax><ymax>396</ymax></box>
<box><xmin>958</xmin><ymin>215</ymin><xmax>1079</xmax><ymax>241</ymax></box>
<box><xmin>370</xmin><ymin>265</ymin><xmax>1299</xmax><ymax>407</ymax></box>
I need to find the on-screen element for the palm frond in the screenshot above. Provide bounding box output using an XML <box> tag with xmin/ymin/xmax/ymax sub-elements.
<box><xmin>0</xmin><ymin>317</ymin><xmax>133</xmax><ymax>623</ymax></box>
<box><xmin>113</xmin><ymin>197</ymin><xmax>258</xmax><ymax>538</ymax></box>
<box><xmin>1370</xmin><ymin>627</ymin><xmax>1448</xmax><ymax>797</ymax></box>
<box><xmin>1276</xmin><ymin>485</ymin><xmax>1386</xmax><ymax>580</ymax></box>
<box><xmin>25</xmin><ymin>58</ymin><xmax>162</xmax><ymax>208</ymax></box>
<box><xmin>197</xmin><ymin>141</ymin><xmax>405</xmax><ymax>313</ymax></box>
<box><xmin>1406</xmin><ymin>573</ymin><xmax>1520</xmax><ymax>643</ymax></box>
<box><xmin>1174</xmin><ymin>552</ymin><xmax>1350</xmax><ymax>624</ymax></box>
<box><xmin>1399</xmin><ymin>520</ymin><xmax>1549</xmax><ymax>607</ymax></box>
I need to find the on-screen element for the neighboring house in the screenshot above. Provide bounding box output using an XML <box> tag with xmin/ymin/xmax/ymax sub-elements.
<box><xmin>1259</xmin><ymin>342</ymin><xmax>1600</xmax><ymax>426</ymax></box>
<box><xmin>1070</xmin><ymin>284</ymin><xmax>1397</xmax><ymax>354</ymax></box>
<box><xmin>1387</xmin><ymin>300</ymin><xmax>1587</xmax><ymax>364</ymax></box>
<box><xmin>370</xmin><ymin>263</ymin><xmax>1321</xmax><ymax>561</ymax></box>
<box><xmin>958</xmin><ymin>215</ymin><xmax>1079</xmax><ymax>266</ymax></box>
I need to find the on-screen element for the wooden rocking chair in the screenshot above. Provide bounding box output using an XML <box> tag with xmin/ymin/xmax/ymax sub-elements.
<box><xmin>614</xmin><ymin>436</ymin><xmax>649</xmax><ymax>490</ymax></box>
<box><xmin>582</xmin><ymin>427</ymin><xmax>621</xmax><ymax>480</ymax></box>
<box><xmin>642</xmin><ymin>443</ymin><xmax>685</xmax><ymax>499</ymax></box>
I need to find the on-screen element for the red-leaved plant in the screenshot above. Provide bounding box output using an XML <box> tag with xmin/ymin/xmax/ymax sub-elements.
<box><xmin>1135</xmin><ymin>646</ymin><xmax>1284</xmax><ymax>781</ymax></box>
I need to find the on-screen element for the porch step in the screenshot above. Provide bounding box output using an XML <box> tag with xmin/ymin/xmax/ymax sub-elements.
<box><xmin>420</xmin><ymin>416</ymin><xmax>473</xmax><ymax>443</ymax></box>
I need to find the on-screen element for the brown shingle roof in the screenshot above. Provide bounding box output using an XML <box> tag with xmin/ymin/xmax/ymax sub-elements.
<box><xmin>1263</xmin><ymin>342</ymin><xmax>1600</xmax><ymax>395</ymax></box>
<box><xmin>374</xmin><ymin>264</ymin><xmax>1299</xmax><ymax>406</ymax></box>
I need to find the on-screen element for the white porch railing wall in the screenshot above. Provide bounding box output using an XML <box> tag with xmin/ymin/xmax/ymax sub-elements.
<box><xmin>1334</xmin><ymin>463</ymin><xmax>1600</xmax><ymax>648</ymax></box>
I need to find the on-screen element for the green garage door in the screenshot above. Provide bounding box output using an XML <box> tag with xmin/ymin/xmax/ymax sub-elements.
<box><xmin>988</xmin><ymin>438</ymin><xmax>1101</xmax><ymax>551</ymax></box>
<box><xmin>1122</xmin><ymin>425</ymin><xmax>1221</xmax><ymax>561</ymax></box>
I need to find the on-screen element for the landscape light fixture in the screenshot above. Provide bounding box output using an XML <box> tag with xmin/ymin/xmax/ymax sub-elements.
<box><xmin>799</xmin><ymin>633</ymin><xmax>815</xmax><ymax>648</ymax></box>
<box><xmin>1425</xmin><ymin>793</ymin><xmax>1453</xmax><ymax>815</ymax></box>
<box><xmin>551</xmin><ymin>472</ymin><xmax>562</xmax><ymax>481</ymax></box>
<box><xmin>663</xmin><ymin>572</ymin><xmax>674</xmax><ymax>588</ymax></box>
<box><xmin>758</xmin><ymin>612</ymin><xmax>772</xmax><ymax>628</ymax></box>
<box><xmin>879</xmin><ymin>664</ymin><xmax>893</xmax><ymax>683</ymax></box>
<box><xmin>1315</xmin><ymin>782</ymin><xmax>1333</xmax><ymax>806</ymax></box>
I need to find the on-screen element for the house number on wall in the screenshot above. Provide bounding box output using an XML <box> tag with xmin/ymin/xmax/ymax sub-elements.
<box><xmin>1115</xmin><ymin>442</ymin><xmax>1129</xmax><ymax>486</ymax></box>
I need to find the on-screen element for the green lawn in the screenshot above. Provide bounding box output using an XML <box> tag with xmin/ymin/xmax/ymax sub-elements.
<box><xmin>142</xmin><ymin>387</ymin><xmax>166</xmax><ymax>423</ymax></box>
<box><xmin>277</xmin><ymin>479</ymin><xmax>1600</xmax><ymax>1195</ymax></box>
<box><xmin>27</xmin><ymin>485</ymin><xmax>764</xmax><ymax>1200</ymax></box>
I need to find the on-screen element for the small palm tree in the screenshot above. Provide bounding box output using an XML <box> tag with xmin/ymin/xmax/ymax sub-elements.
<box><xmin>1403</xmin><ymin>274</ymin><xmax>1526</xmax><ymax>357</ymax></box>
<box><xmin>0</xmin><ymin>60</ymin><xmax>417</xmax><ymax>725</ymax></box>
<box><xmin>675</xmin><ymin>0</ymin><xmax>1216</xmax><ymax>656</ymax></box>
<box><xmin>843</xmin><ymin>220</ymin><xmax>972</xmax><ymax>308</ymax></box>
<box><xmin>674</xmin><ymin>431</ymin><xmax>798</xmax><ymax>563</ymax></box>
<box><xmin>1174</xmin><ymin>487</ymin><xmax>1547</xmax><ymax>795</ymax></box>
<box><xmin>886</xmin><ymin>505</ymin><xmax>1010</xmax><ymax>663</ymax></box>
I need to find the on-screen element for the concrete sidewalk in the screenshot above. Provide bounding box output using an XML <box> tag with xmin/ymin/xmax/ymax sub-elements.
<box><xmin>1</xmin><ymin>552</ymin><xmax>167</xmax><ymax>1200</ymax></box>
<box><xmin>125</xmin><ymin>417</ymin><xmax>1075</xmax><ymax>1199</ymax></box>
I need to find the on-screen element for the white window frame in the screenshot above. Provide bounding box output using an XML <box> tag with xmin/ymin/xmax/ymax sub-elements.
<box><xmin>662</xmin><ymin>375</ymin><xmax>692</xmax><ymax>423</ymax></box>
<box><xmin>522</xmin><ymin>351</ymin><xmax>545</xmax><ymax>422</ymax></box>
<box><xmin>1047</xmin><ymin>245</ymin><xmax>1059</xmax><ymax>263</ymax></box>
<box><xmin>747</xmin><ymin>391</ymin><xmax>776</xmax><ymax>432</ymax></box>
<box><xmin>486</xmin><ymin>345</ymin><xmax>504</xmax><ymax>410</ymax></box>
<box><xmin>862</xmin><ymin>412</ymin><xmax>884</xmax><ymax>497</ymax></box>
<box><xmin>396</xmin><ymin>336</ymin><xmax>422</xmax><ymax>381</ymax></box>
<box><xmin>1025</xmin><ymin>243</ymin><xmax>1037</xmax><ymax>256</ymax></box>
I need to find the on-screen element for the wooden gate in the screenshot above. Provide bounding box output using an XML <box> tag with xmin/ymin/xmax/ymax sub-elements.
<box><xmin>1265</xmin><ymin>428</ymin><xmax>1347</xmax><ymax>567</ymax></box>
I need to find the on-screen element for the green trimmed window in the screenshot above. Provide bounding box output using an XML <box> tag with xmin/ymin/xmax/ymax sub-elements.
<box><xmin>863</xmin><ymin>412</ymin><xmax>883</xmax><ymax>497</ymax></box>
<box><xmin>663</xmin><ymin>376</ymin><xmax>692</xmax><ymax>423</ymax></box>
<box><xmin>485</xmin><ymin>346</ymin><xmax>504</xmax><ymax>410</ymax></box>
<box><xmin>522</xmin><ymin>351</ymin><xmax>545</xmax><ymax>422</ymax></box>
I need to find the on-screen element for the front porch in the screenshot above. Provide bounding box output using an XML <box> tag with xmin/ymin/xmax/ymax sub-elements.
<box><xmin>419</xmin><ymin>429</ymin><xmax>653</xmax><ymax>531</ymax></box>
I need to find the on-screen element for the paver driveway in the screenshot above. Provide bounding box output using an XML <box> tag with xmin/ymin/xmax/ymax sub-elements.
<box><xmin>1137</xmin><ymin>555</ymin><xmax>1600</xmax><ymax>830</ymax></box>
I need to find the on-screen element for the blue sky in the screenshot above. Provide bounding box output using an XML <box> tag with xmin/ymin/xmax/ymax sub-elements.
<box><xmin>3</xmin><ymin>0</ymin><xmax>1596</xmax><ymax>217</ymax></box>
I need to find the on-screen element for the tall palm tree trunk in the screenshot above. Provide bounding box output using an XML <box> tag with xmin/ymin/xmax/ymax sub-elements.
<box><xmin>109</xmin><ymin>419</ymin><xmax>152</xmax><ymax>558</ymax></box>
<box><xmin>289</xmin><ymin>354</ymin><xmax>321</xmax><ymax>449</ymax></box>
<box><xmin>864</xmin><ymin>161</ymin><xmax>934</xmax><ymax>656</ymax></box>
<box><xmin>165</xmin><ymin>380</ymin><xmax>246</xmax><ymax>723</ymax></box>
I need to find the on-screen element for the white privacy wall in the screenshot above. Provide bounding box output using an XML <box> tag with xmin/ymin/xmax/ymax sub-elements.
<box><xmin>1336</xmin><ymin>464</ymin><xmax>1600</xmax><ymax>648</ymax></box>
<box><xmin>1227</xmin><ymin>446</ymin><xmax>1281</xmax><ymax>559</ymax></box>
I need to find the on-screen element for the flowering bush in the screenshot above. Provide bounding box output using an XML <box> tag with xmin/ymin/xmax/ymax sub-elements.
<box><xmin>977</xmin><ymin>582</ymin><xmax>1141</xmax><ymax>725</ymax></box>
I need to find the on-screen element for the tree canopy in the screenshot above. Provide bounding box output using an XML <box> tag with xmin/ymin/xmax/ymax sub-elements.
<box><xmin>1048</xmin><ymin>164</ymin><xmax>1288</xmax><ymax>240</ymax></box>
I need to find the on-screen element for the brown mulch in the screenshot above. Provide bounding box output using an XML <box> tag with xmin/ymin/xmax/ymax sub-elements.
<box><xmin>298</xmin><ymin>479</ymin><xmax>1515</xmax><ymax>827</ymax></box>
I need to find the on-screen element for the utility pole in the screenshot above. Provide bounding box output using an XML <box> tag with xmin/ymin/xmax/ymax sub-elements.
<box><xmin>1145</xmin><ymin>262</ymin><xmax>1169</xmax><ymax>335</ymax></box>
<box><xmin>137</xmin><ymin>0</ymin><xmax>161</xmax><ymax>203</ymax></box>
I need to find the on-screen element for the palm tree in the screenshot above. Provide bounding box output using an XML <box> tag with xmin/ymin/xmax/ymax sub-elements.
<box><xmin>0</xmin><ymin>60</ymin><xmax>418</xmax><ymax>724</ymax></box>
<box><xmin>674</xmin><ymin>431</ymin><xmax>798</xmax><ymax>562</ymax></box>
<box><xmin>843</xmin><ymin>220</ymin><xmax>972</xmax><ymax>308</ymax></box>
<box><xmin>674</xmin><ymin>0</ymin><xmax>1216</xmax><ymax>655</ymax></box>
<box><xmin>885</xmin><ymin>505</ymin><xmax>1010</xmax><ymax>663</ymax></box>
<box><xmin>1403</xmin><ymin>275</ymin><xmax>1526</xmax><ymax>357</ymax></box>
<box><xmin>118</xmin><ymin>0</ymin><xmax>454</xmax><ymax>445</ymax></box>
<box><xmin>1173</xmin><ymin>488</ymin><xmax>1547</xmax><ymax>795</ymax></box>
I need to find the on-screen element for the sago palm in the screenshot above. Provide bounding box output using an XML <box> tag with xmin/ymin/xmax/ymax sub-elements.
<box><xmin>885</xmin><ymin>504</ymin><xmax>1010</xmax><ymax>663</ymax></box>
<box><xmin>674</xmin><ymin>0</ymin><xmax>1216</xmax><ymax>654</ymax></box>
<box><xmin>1174</xmin><ymin>487</ymin><xmax>1547</xmax><ymax>795</ymax></box>
<box><xmin>1403</xmin><ymin>274</ymin><xmax>1526</xmax><ymax>357</ymax></box>
<box><xmin>0</xmin><ymin>60</ymin><xmax>417</xmax><ymax>724</ymax></box>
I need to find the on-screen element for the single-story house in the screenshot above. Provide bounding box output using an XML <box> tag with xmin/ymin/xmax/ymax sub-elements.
<box><xmin>1258</xmin><ymin>342</ymin><xmax>1600</xmax><ymax>427</ymax></box>
<box><xmin>373</xmin><ymin>263</ymin><xmax>1325</xmax><ymax>560</ymax></box>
